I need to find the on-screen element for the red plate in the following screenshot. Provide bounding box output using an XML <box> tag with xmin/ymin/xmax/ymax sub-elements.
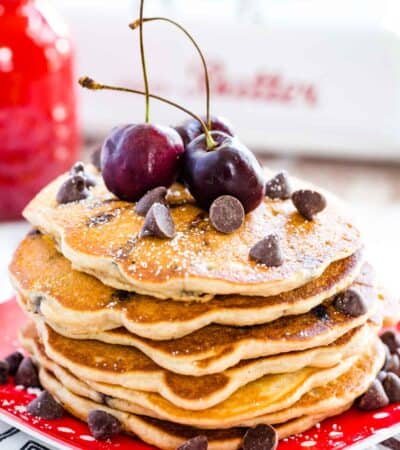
<box><xmin>0</xmin><ymin>298</ymin><xmax>399</xmax><ymax>450</ymax></box>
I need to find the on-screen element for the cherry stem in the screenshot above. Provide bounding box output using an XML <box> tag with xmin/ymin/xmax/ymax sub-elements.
<box><xmin>130</xmin><ymin>17</ymin><xmax>211</xmax><ymax>130</ymax></box>
<box><xmin>139</xmin><ymin>0</ymin><xmax>150</xmax><ymax>122</ymax></box>
<box><xmin>79</xmin><ymin>77</ymin><xmax>217</xmax><ymax>149</ymax></box>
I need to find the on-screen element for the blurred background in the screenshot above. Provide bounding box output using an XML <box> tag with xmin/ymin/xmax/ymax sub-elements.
<box><xmin>1</xmin><ymin>0</ymin><xmax>400</xmax><ymax>299</ymax></box>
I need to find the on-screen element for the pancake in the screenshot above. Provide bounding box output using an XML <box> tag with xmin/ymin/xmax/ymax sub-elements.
<box><xmin>10</xmin><ymin>232</ymin><xmax>363</xmax><ymax>339</ymax></box>
<box><xmin>23</xmin><ymin>271</ymin><xmax>377</xmax><ymax>376</ymax></box>
<box><xmin>21</xmin><ymin>320</ymin><xmax>373</xmax><ymax>411</ymax></box>
<box><xmin>39</xmin><ymin>368</ymin><xmax>350</xmax><ymax>450</ymax></box>
<box><xmin>23</xmin><ymin>167</ymin><xmax>362</xmax><ymax>300</ymax></box>
<box><xmin>29</xmin><ymin>337</ymin><xmax>383</xmax><ymax>429</ymax></box>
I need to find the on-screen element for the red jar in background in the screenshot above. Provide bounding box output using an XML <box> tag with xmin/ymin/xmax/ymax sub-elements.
<box><xmin>0</xmin><ymin>0</ymin><xmax>80</xmax><ymax>220</ymax></box>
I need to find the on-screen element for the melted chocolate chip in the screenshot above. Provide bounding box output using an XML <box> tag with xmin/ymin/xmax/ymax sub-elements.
<box><xmin>27</xmin><ymin>391</ymin><xmax>64</xmax><ymax>420</ymax></box>
<box><xmin>70</xmin><ymin>161</ymin><xmax>96</xmax><ymax>188</ymax></box>
<box><xmin>32</xmin><ymin>295</ymin><xmax>43</xmax><ymax>314</ymax></box>
<box><xmin>135</xmin><ymin>187</ymin><xmax>167</xmax><ymax>217</ymax></box>
<box><xmin>111</xmin><ymin>290</ymin><xmax>131</xmax><ymax>302</ymax></box>
<box><xmin>139</xmin><ymin>203</ymin><xmax>176</xmax><ymax>239</ymax></box>
<box><xmin>14</xmin><ymin>357</ymin><xmax>40</xmax><ymax>388</ymax></box>
<box><xmin>5</xmin><ymin>351</ymin><xmax>23</xmax><ymax>375</ymax></box>
<box><xmin>209</xmin><ymin>195</ymin><xmax>245</xmax><ymax>234</ymax></box>
<box><xmin>177</xmin><ymin>435</ymin><xmax>208</xmax><ymax>450</ymax></box>
<box><xmin>88</xmin><ymin>410</ymin><xmax>121</xmax><ymax>441</ymax></box>
<box><xmin>311</xmin><ymin>304</ymin><xmax>330</xmax><ymax>321</ymax></box>
<box><xmin>265</xmin><ymin>171</ymin><xmax>292</xmax><ymax>200</ymax></box>
<box><xmin>56</xmin><ymin>175</ymin><xmax>90</xmax><ymax>204</ymax></box>
<box><xmin>381</xmin><ymin>331</ymin><xmax>400</xmax><ymax>354</ymax></box>
<box><xmin>291</xmin><ymin>189</ymin><xmax>327</xmax><ymax>220</ymax></box>
<box><xmin>243</xmin><ymin>424</ymin><xmax>278</xmax><ymax>450</ymax></box>
<box><xmin>333</xmin><ymin>289</ymin><xmax>368</xmax><ymax>317</ymax></box>
<box><xmin>0</xmin><ymin>360</ymin><xmax>9</xmax><ymax>385</ymax></box>
<box><xmin>249</xmin><ymin>234</ymin><xmax>284</xmax><ymax>267</ymax></box>
<box><xmin>357</xmin><ymin>380</ymin><xmax>389</xmax><ymax>410</ymax></box>
<box><xmin>383</xmin><ymin>372</ymin><xmax>400</xmax><ymax>403</ymax></box>
<box><xmin>90</xmin><ymin>146</ymin><xmax>102</xmax><ymax>171</ymax></box>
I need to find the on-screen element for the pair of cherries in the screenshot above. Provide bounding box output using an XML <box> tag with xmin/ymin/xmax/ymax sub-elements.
<box><xmin>101</xmin><ymin>116</ymin><xmax>265</xmax><ymax>214</ymax></box>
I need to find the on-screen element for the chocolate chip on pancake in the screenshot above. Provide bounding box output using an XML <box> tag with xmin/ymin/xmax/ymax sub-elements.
<box><xmin>265</xmin><ymin>171</ymin><xmax>291</xmax><ymax>200</ymax></box>
<box><xmin>88</xmin><ymin>410</ymin><xmax>121</xmax><ymax>440</ymax></box>
<box><xmin>333</xmin><ymin>288</ymin><xmax>367</xmax><ymax>317</ymax></box>
<box><xmin>27</xmin><ymin>391</ymin><xmax>64</xmax><ymax>420</ymax></box>
<box><xmin>135</xmin><ymin>186</ymin><xmax>167</xmax><ymax>217</ymax></box>
<box><xmin>0</xmin><ymin>361</ymin><xmax>9</xmax><ymax>385</ymax></box>
<box><xmin>5</xmin><ymin>351</ymin><xmax>23</xmax><ymax>375</ymax></box>
<box><xmin>177</xmin><ymin>435</ymin><xmax>208</xmax><ymax>450</ymax></box>
<box><xmin>209</xmin><ymin>195</ymin><xmax>244</xmax><ymax>234</ymax></box>
<box><xmin>357</xmin><ymin>379</ymin><xmax>389</xmax><ymax>410</ymax></box>
<box><xmin>139</xmin><ymin>203</ymin><xmax>176</xmax><ymax>239</ymax></box>
<box><xmin>70</xmin><ymin>161</ymin><xmax>96</xmax><ymax>188</ymax></box>
<box><xmin>14</xmin><ymin>357</ymin><xmax>40</xmax><ymax>388</ymax></box>
<box><xmin>56</xmin><ymin>175</ymin><xmax>90</xmax><ymax>204</ymax></box>
<box><xmin>381</xmin><ymin>331</ymin><xmax>400</xmax><ymax>354</ymax></box>
<box><xmin>249</xmin><ymin>234</ymin><xmax>284</xmax><ymax>267</ymax></box>
<box><xmin>243</xmin><ymin>424</ymin><xmax>278</xmax><ymax>450</ymax></box>
<box><xmin>90</xmin><ymin>146</ymin><xmax>102</xmax><ymax>171</ymax></box>
<box><xmin>383</xmin><ymin>373</ymin><xmax>400</xmax><ymax>403</ymax></box>
<box><xmin>311</xmin><ymin>304</ymin><xmax>330</xmax><ymax>321</ymax></box>
<box><xmin>292</xmin><ymin>189</ymin><xmax>327</xmax><ymax>220</ymax></box>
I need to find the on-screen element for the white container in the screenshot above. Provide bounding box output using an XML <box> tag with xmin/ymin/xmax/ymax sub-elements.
<box><xmin>55</xmin><ymin>0</ymin><xmax>400</xmax><ymax>159</ymax></box>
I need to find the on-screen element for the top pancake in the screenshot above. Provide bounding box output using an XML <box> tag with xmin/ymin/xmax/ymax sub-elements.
<box><xmin>23</xmin><ymin>167</ymin><xmax>362</xmax><ymax>300</ymax></box>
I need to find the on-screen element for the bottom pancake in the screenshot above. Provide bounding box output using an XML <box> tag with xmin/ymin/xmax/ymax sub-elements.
<box><xmin>39</xmin><ymin>368</ymin><xmax>351</xmax><ymax>450</ymax></box>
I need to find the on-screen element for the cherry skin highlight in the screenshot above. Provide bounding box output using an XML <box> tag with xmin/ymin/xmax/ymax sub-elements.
<box><xmin>101</xmin><ymin>123</ymin><xmax>184</xmax><ymax>202</ymax></box>
<box><xmin>183</xmin><ymin>131</ymin><xmax>265</xmax><ymax>213</ymax></box>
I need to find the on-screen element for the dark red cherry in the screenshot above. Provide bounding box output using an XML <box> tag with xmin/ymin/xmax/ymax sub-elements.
<box><xmin>101</xmin><ymin>123</ymin><xmax>184</xmax><ymax>202</ymax></box>
<box><xmin>183</xmin><ymin>131</ymin><xmax>265</xmax><ymax>213</ymax></box>
<box><xmin>175</xmin><ymin>115</ymin><xmax>234</xmax><ymax>147</ymax></box>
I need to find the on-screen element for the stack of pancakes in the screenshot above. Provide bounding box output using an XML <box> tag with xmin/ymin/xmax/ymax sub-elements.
<box><xmin>10</xmin><ymin>166</ymin><xmax>388</xmax><ymax>449</ymax></box>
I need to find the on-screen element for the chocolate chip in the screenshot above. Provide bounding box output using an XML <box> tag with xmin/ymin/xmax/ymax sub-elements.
<box><xmin>14</xmin><ymin>357</ymin><xmax>40</xmax><ymax>388</ymax></box>
<box><xmin>383</xmin><ymin>344</ymin><xmax>392</xmax><ymax>371</ymax></box>
<box><xmin>56</xmin><ymin>175</ymin><xmax>90</xmax><ymax>204</ymax></box>
<box><xmin>27</xmin><ymin>229</ymin><xmax>41</xmax><ymax>236</ymax></box>
<box><xmin>265</xmin><ymin>171</ymin><xmax>292</xmax><ymax>200</ymax></box>
<box><xmin>378</xmin><ymin>371</ymin><xmax>388</xmax><ymax>382</ymax></box>
<box><xmin>249</xmin><ymin>234</ymin><xmax>284</xmax><ymax>267</ymax></box>
<box><xmin>5</xmin><ymin>352</ymin><xmax>23</xmax><ymax>375</ymax></box>
<box><xmin>88</xmin><ymin>410</ymin><xmax>121</xmax><ymax>441</ymax></box>
<box><xmin>311</xmin><ymin>304</ymin><xmax>330</xmax><ymax>321</ymax></box>
<box><xmin>243</xmin><ymin>424</ymin><xmax>278</xmax><ymax>450</ymax></box>
<box><xmin>381</xmin><ymin>331</ymin><xmax>400</xmax><ymax>354</ymax></box>
<box><xmin>177</xmin><ymin>435</ymin><xmax>208</xmax><ymax>450</ymax></box>
<box><xmin>90</xmin><ymin>147</ymin><xmax>102</xmax><ymax>171</ymax></box>
<box><xmin>139</xmin><ymin>203</ymin><xmax>176</xmax><ymax>239</ymax></box>
<box><xmin>209</xmin><ymin>195</ymin><xmax>245</xmax><ymax>234</ymax></box>
<box><xmin>386</xmin><ymin>353</ymin><xmax>400</xmax><ymax>376</ymax></box>
<box><xmin>70</xmin><ymin>161</ymin><xmax>96</xmax><ymax>188</ymax></box>
<box><xmin>291</xmin><ymin>189</ymin><xmax>327</xmax><ymax>220</ymax></box>
<box><xmin>135</xmin><ymin>187</ymin><xmax>167</xmax><ymax>216</ymax></box>
<box><xmin>381</xmin><ymin>438</ymin><xmax>400</xmax><ymax>450</ymax></box>
<box><xmin>0</xmin><ymin>361</ymin><xmax>9</xmax><ymax>385</ymax></box>
<box><xmin>27</xmin><ymin>391</ymin><xmax>64</xmax><ymax>419</ymax></box>
<box><xmin>357</xmin><ymin>380</ymin><xmax>389</xmax><ymax>410</ymax></box>
<box><xmin>333</xmin><ymin>289</ymin><xmax>368</xmax><ymax>317</ymax></box>
<box><xmin>383</xmin><ymin>372</ymin><xmax>400</xmax><ymax>403</ymax></box>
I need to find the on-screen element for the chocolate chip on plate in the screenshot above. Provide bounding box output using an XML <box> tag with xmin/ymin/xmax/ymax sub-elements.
<box><xmin>249</xmin><ymin>234</ymin><xmax>284</xmax><ymax>267</ymax></box>
<box><xmin>381</xmin><ymin>438</ymin><xmax>400</xmax><ymax>450</ymax></box>
<box><xmin>291</xmin><ymin>189</ymin><xmax>327</xmax><ymax>220</ymax></box>
<box><xmin>333</xmin><ymin>288</ymin><xmax>368</xmax><ymax>317</ymax></box>
<box><xmin>5</xmin><ymin>351</ymin><xmax>23</xmax><ymax>375</ymax></box>
<box><xmin>90</xmin><ymin>146</ymin><xmax>102</xmax><ymax>171</ymax></box>
<box><xmin>381</xmin><ymin>331</ymin><xmax>400</xmax><ymax>354</ymax></box>
<box><xmin>383</xmin><ymin>372</ymin><xmax>400</xmax><ymax>403</ymax></box>
<box><xmin>27</xmin><ymin>391</ymin><xmax>64</xmax><ymax>420</ymax></box>
<box><xmin>265</xmin><ymin>171</ymin><xmax>292</xmax><ymax>200</ymax></box>
<box><xmin>56</xmin><ymin>175</ymin><xmax>90</xmax><ymax>204</ymax></box>
<box><xmin>311</xmin><ymin>304</ymin><xmax>330</xmax><ymax>321</ymax></box>
<box><xmin>243</xmin><ymin>424</ymin><xmax>278</xmax><ymax>450</ymax></box>
<box><xmin>14</xmin><ymin>357</ymin><xmax>40</xmax><ymax>388</ymax></box>
<box><xmin>88</xmin><ymin>409</ymin><xmax>121</xmax><ymax>441</ymax></box>
<box><xmin>139</xmin><ymin>203</ymin><xmax>176</xmax><ymax>239</ymax></box>
<box><xmin>357</xmin><ymin>379</ymin><xmax>389</xmax><ymax>410</ymax></box>
<box><xmin>209</xmin><ymin>195</ymin><xmax>245</xmax><ymax>234</ymax></box>
<box><xmin>0</xmin><ymin>360</ymin><xmax>9</xmax><ymax>385</ymax></box>
<box><xmin>70</xmin><ymin>161</ymin><xmax>96</xmax><ymax>188</ymax></box>
<box><xmin>135</xmin><ymin>186</ymin><xmax>168</xmax><ymax>217</ymax></box>
<box><xmin>177</xmin><ymin>435</ymin><xmax>208</xmax><ymax>450</ymax></box>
